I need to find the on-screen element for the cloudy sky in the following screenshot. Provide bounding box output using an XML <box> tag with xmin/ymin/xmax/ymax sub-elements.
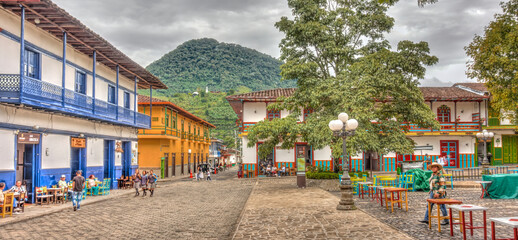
<box><xmin>53</xmin><ymin>0</ymin><xmax>503</xmax><ymax>86</ymax></box>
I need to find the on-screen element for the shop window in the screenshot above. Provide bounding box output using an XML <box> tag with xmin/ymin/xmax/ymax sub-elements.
<box><xmin>24</xmin><ymin>48</ymin><xmax>40</xmax><ymax>79</ymax></box>
<box><xmin>123</xmin><ymin>92</ymin><xmax>130</xmax><ymax>108</ymax></box>
<box><xmin>107</xmin><ymin>85</ymin><xmax>116</xmax><ymax>104</ymax></box>
<box><xmin>267</xmin><ymin>109</ymin><xmax>280</xmax><ymax>120</ymax></box>
<box><xmin>437</xmin><ymin>105</ymin><xmax>451</xmax><ymax>123</ymax></box>
<box><xmin>75</xmin><ymin>71</ymin><xmax>86</xmax><ymax>94</ymax></box>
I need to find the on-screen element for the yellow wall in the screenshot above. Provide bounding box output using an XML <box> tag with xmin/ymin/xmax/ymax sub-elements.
<box><xmin>137</xmin><ymin>104</ymin><xmax>212</xmax><ymax>169</ymax></box>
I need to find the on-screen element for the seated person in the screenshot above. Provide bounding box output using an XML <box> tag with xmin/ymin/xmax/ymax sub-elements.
<box><xmin>272</xmin><ymin>166</ymin><xmax>278</xmax><ymax>177</ymax></box>
<box><xmin>58</xmin><ymin>175</ymin><xmax>68</xmax><ymax>189</ymax></box>
<box><xmin>0</xmin><ymin>182</ymin><xmax>4</xmax><ymax>204</ymax></box>
<box><xmin>281</xmin><ymin>166</ymin><xmax>286</xmax><ymax>176</ymax></box>
<box><xmin>87</xmin><ymin>175</ymin><xmax>97</xmax><ymax>188</ymax></box>
<box><xmin>266</xmin><ymin>165</ymin><xmax>272</xmax><ymax>176</ymax></box>
<box><xmin>8</xmin><ymin>180</ymin><xmax>26</xmax><ymax>194</ymax></box>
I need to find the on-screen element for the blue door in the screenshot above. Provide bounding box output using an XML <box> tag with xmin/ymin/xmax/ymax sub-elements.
<box><xmin>70</xmin><ymin>148</ymin><xmax>86</xmax><ymax>178</ymax></box>
<box><xmin>122</xmin><ymin>141</ymin><xmax>131</xmax><ymax>178</ymax></box>
<box><xmin>104</xmin><ymin>140</ymin><xmax>115</xmax><ymax>181</ymax></box>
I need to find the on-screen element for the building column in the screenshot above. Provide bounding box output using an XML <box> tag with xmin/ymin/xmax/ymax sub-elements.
<box><xmin>134</xmin><ymin>76</ymin><xmax>137</xmax><ymax>124</ymax></box>
<box><xmin>19</xmin><ymin>6</ymin><xmax>25</xmax><ymax>98</ymax></box>
<box><xmin>115</xmin><ymin>65</ymin><xmax>119</xmax><ymax>120</ymax></box>
<box><xmin>62</xmin><ymin>32</ymin><xmax>66</xmax><ymax>106</ymax></box>
<box><xmin>149</xmin><ymin>85</ymin><xmax>153</xmax><ymax>126</ymax></box>
<box><xmin>454</xmin><ymin>101</ymin><xmax>457</xmax><ymax>131</ymax></box>
<box><xmin>92</xmin><ymin>50</ymin><xmax>96</xmax><ymax>113</ymax></box>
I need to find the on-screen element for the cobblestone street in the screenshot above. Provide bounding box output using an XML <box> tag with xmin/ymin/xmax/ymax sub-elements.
<box><xmin>339</xmin><ymin>188</ymin><xmax>518</xmax><ymax>240</ymax></box>
<box><xmin>0</xmin><ymin>169</ymin><xmax>253</xmax><ymax>240</ymax></box>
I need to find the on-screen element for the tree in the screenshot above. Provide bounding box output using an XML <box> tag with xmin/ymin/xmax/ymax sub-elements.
<box><xmin>466</xmin><ymin>0</ymin><xmax>518</xmax><ymax>123</ymax></box>
<box><xmin>379</xmin><ymin>0</ymin><xmax>438</xmax><ymax>7</ymax></box>
<box><xmin>247</xmin><ymin>0</ymin><xmax>439</xmax><ymax>172</ymax></box>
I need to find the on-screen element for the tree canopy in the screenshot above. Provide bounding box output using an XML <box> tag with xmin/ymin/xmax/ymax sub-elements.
<box><xmin>146</xmin><ymin>38</ymin><xmax>296</xmax><ymax>95</ymax></box>
<box><xmin>466</xmin><ymin>0</ymin><xmax>518</xmax><ymax>123</ymax></box>
<box><xmin>247</xmin><ymin>0</ymin><xmax>439</xmax><ymax>168</ymax></box>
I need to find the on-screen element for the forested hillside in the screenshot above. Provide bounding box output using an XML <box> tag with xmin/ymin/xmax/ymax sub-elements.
<box><xmin>146</xmin><ymin>38</ymin><xmax>295</xmax><ymax>95</ymax></box>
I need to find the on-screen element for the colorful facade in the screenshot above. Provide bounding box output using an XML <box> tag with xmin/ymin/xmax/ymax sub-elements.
<box><xmin>0</xmin><ymin>0</ymin><xmax>166</xmax><ymax>201</ymax></box>
<box><xmin>137</xmin><ymin>96</ymin><xmax>215</xmax><ymax>177</ymax></box>
<box><xmin>226</xmin><ymin>83</ymin><xmax>517</xmax><ymax>174</ymax></box>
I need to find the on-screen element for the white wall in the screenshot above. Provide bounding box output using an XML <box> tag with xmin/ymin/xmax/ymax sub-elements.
<box><xmin>41</xmin><ymin>134</ymin><xmax>70</xmax><ymax>169</ymax></box>
<box><xmin>409</xmin><ymin>136</ymin><xmax>475</xmax><ymax>155</ymax></box>
<box><xmin>241</xmin><ymin>137</ymin><xmax>256</xmax><ymax>164</ymax></box>
<box><xmin>275</xmin><ymin>148</ymin><xmax>293</xmax><ymax>162</ymax></box>
<box><xmin>87</xmin><ymin>138</ymin><xmax>104</xmax><ymax>167</ymax></box>
<box><xmin>314</xmin><ymin>146</ymin><xmax>332</xmax><ymax>161</ymax></box>
<box><xmin>243</xmin><ymin>102</ymin><xmax>267</xmax><ymax>122</ymax></box>
<box><xmin>0</xmin><ymin>129</ymin><xmax>15</xmax><ymax>170</ymax></box>
<box><xmin>131</xmin><ymin>141</ymin><xmax>138</xmax><ymax>165</ymax></box>
<box><xmin>0</xmin><ymin>35</ymin><xmax>20</xmax><ymax>74</ymax></box>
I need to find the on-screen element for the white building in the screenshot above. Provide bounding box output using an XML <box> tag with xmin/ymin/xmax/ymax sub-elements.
<box><xmin>227</xmin><ymin>84</ymin><xmax>492</xmax><ymax>175</ymax></box>
<box><xmin>0</xmin><ymin>0</ymin><xmax>166</xmax><ymax>201</ymax></box>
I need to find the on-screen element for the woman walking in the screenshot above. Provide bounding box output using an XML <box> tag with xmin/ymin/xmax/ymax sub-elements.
<box><xmin>133</xmin><ymin>169</ymin><xmax>141</xmax><ymax>197</ymax></box>
<box><xmin>141</xmin><ymin>170</ymin><xmax>149</xmax><ymax>197</ymax></box>
<box><xmin>148</xmin><ymin>170</ymin><xmax>157</xmax><ymax>197</ymax></box>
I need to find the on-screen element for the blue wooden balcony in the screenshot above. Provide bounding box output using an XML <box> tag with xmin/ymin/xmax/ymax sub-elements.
<box><xmin>0</xmin><ymin>74</ymin><xmax>150</xmax><ymax>129</ymax></box>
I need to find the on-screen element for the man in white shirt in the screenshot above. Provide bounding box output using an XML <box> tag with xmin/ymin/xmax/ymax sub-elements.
<box><xmin>437</xmin><ymin>156</ymin><xmax>446</xmax><ymax>166</ymax></box>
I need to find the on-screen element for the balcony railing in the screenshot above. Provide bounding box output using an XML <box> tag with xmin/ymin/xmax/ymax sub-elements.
<box><xmin>0</xmin><ymin>74</ymin><xmax>150</xmax><ymax>128</ymax></box>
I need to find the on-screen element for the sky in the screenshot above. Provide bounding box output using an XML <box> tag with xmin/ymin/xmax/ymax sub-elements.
<box><xmin>52</xmin><ymin>0</ymin><xmax>503</xmax><ymax>87</ymax></box>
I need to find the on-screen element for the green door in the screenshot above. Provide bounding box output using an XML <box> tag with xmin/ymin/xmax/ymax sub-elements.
<box><xmin>502</xmin><ymin>136</ymin><xmax>518</xmax><ymax>164</ymax></box>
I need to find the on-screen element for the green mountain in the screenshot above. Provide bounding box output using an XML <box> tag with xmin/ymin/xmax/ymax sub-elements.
<box><xmin>146</xmin><ymin>38</ymin><xmax>295</xmax><ymax>95</ymax></box>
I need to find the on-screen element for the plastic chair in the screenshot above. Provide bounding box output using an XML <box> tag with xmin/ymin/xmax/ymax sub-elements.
<box><xmin>104</xmin><ymin>179</ymin><xmax>111</xmax><ymax>195</ymax></box>
<box><xmin>402</xmin><ymin>173</ymin><xmax>415</xmax><ymax>192</ymax></box>
<box><xmin>443</xmin><ymin>173</ymin><xmax>454</xmax><ymax>190</ymax></box>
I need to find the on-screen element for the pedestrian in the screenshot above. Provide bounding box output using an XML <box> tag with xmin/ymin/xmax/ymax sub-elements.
<box><xmin>148</xmin><ymin>170</ymin><xmax>157</xmax><ymax>197</ymax></box>
<box><xmin>419</xmin><ymin>163</ymin><xmax>449</xmax><ymax>225</ymax></box>
<box><xmin>71</xmin><ymin>170</ymin><xmax>85</xmax><ymax>211</ymax></box>
<box><xmin>141</xmin><ymin>170</ymin><xmax>149</xmax><ymax>197</ymax></box>
<box><xmin>199</xmin><ymin>168</ymin><xmax>204</xmax><ymax>180</ymax></box>
<box><xmin>437</xmin><ymin>155</ymin><xmax>446</xmax><ymax>167</ymax></box>
<box><xmin>423</xmin><ymin>153</ymin><xmax>431</xmax><ymax>170</ymax></box>
<box><xmin>197</xmin><ymin>165</ymin><xmax>202</xmax><ymax>181</ymax></box>
<box><xmin>206</xmin><ymin>170</ymin><xmax>211</xmax><ymax>181</ymax></box>
<box><xmin>133</xmin><ymin>169</ymin><xmax>141</xmax><ymax>197</ymax></box>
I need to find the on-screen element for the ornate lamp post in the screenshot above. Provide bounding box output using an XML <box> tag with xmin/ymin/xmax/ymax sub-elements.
<box><xmin>476</xmin><ymin>129</ymin><xmax>494</xmax><ymax>173</ymax></box>
<box><xmin>329</xmin><ymin>112</ymin><xmax>358</xmax><ymax>211</ymax></box>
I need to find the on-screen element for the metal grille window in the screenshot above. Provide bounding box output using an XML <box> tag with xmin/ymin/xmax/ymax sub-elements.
<box><xmin>75</xmin><ymin>71</ymin><xmax>86</xmax><ymax>94</ymax></box>
<box><xmin>437</xmin><ymin>105</ymin><xmax>451</xmax><ymax>123</ymax></box>
<box><xmin>24</xmin><ymin>49</ymin><xmax>40</xmax><ymax>79</ymax></box>
<box><xmin>303</xmin><ymin>108</ymin><xmax>313</xmax><ymax>121</ymax></box>
<box><xmin>267</xmin><ymin>109</ymin><xmax>280</xmax><ymax>120</ymax></box>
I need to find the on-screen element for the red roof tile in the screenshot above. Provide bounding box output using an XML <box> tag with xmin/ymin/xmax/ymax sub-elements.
<box><xmin>225</xmin><ymin>88</ymin><xmax>297</xmax><ymax>101</ymax></box>
<box><xmin>138</xmin><ymin>95</ymin><xmax>215</xmax><ymax>128</ymax></box>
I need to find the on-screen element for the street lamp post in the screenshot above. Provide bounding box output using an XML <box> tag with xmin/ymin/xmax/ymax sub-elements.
<box><xmin>476</xmin><ymin>129</ymin><xmax>494</xmax><ymax>174</ymax></box>
<box><xmin>329</xmin><ymin>112</ymin><xmax>358</xmax><ymax>211</ymax></box>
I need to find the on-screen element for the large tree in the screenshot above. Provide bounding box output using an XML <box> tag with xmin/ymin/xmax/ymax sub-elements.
<box><xmin>466</xmin><ymin>0</ymin><xmax>518</xmax><ymax>124</ymax></box>
<box><xmin>247</xmin><ymin>0</ymin><xmax>439</xmax><ymax>171</ymax></box>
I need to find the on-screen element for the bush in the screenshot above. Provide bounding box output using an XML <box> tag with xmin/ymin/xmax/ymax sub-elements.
<box><xmin>306</xmin><ymin>172</ymin><xmax>340</xmax><ymax>179</ymax></box>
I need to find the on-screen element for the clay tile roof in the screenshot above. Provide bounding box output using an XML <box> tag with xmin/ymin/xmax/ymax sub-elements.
<box><xmin>419</xmin><ymin>87</ymin><xmax>488</xmax><ymax>100</ymax></box>
<box><xmin>225</xmin><ymin>88</ymin><xmax>297</xmax><ymax>101</ymax></box>
<box><xmin>137</xmin><ymin>95</ymin><xmax>215</xmax><ymax>128</ymax></box>
<box><xmin>452</xmin><ymin>82</ymin><xmax>488</xmax><ymax>93</ymax></box>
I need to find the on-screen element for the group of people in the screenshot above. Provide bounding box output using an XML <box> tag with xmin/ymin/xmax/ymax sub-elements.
<box><xmin>132</xmin><ymin>169</ymin><xmax>157</xmax><ymax>197</ymax></box>
<box><xmin>0</xmin><ymin>180</ymin><xmax>28</xmax><ymax>214</ymax></box>
<box><xmin>196</xmin><ymin>165</ymin><xmax>211</xmax><ymax>181</ymax></box>
<box><xmin>259</xmin><ymin>161</ymin><xmax>286</xmax><ymax>177</ymax></box>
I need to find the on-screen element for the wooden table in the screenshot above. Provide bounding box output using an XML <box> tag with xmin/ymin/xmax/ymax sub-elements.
<box><xmin>358</xmin><ymin>182</ymin><xmax>373</xmax><ymax>199</ymax></box>
<box><xmin>490</xmin><ymin>217</ymin><xmax>518</xmax><ymax>240</ymax></box>
<box><xmin>383</xmin><ymin>187</ymin><xmax>408</xmax><ymax>213</ymax></box>
<box><xmin>448</xmin><ymin>204</ymin><xmax>488</xmax><ymax>240</ymax></box>
<box><xmin>427</xmin><ymin>198</ymin><xmax>463</xmax><ymax>233</ymax></box>
<box><xmin>46</xmin><ymin>188</ymin><xmax>61</xmax><ymax>203</ymax></box>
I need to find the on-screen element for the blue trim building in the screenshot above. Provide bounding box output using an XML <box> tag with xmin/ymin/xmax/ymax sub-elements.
<box><xmin>0</xmin><ymin>0</ymin><xmax>166</xmax><ymax>201</ymax></box>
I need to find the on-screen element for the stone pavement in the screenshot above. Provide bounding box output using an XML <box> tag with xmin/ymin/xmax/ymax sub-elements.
<box><xmin>0</xmin><ymin>168</ymin><xmax>253</xmax><ymax>239</ymax></box>
<box><xmin>232</xmin><ymin>178</ymin><xmax>413</xmax><ymax>240</ymax></box>
<box><xmin>347</xmin><ymin>188</ymin><xmax>518</xmax><ymax>240</ymax></box>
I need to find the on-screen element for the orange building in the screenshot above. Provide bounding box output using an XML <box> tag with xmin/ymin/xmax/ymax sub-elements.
<box><xmin>137</xmin><ymin>95</ymin><xmax>215</xmax><ymax>177</ymax></box>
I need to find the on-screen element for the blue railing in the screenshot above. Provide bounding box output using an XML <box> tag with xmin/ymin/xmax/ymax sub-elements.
<box><xmin>0</xmin><ymin>74</ymin><xmax>150</xmax><ymax>128</ymax></box>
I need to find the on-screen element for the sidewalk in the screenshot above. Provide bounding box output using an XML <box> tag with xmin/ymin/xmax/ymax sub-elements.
<box><xmin>0</xmin><ymin>173</ymin><xmax>191</xmax><ymax>227</ymax></box>
<box><xmin>232</xmin><ymin>178</ymin><xmax>413</xmax><ymax>239</ymax></box>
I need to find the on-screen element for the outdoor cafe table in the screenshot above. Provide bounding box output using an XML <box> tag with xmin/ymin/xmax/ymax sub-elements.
<box><xmin>46</xmin><ymin>188</ymin><xmax>61</xmax><ymax>203</ymax></box>
<box><xmin>427</xmin><ymin>198</ymin><xmax>463</xmax><ymax>233</ymax></box>
<box><xmin>482</xmin><ymin>174</ymin><xmax>518</xmax><ymax>199</ymax></box>
<box><xmin>383</xmin><ymin>187</ymin><xmax>408</xmax><ymax>213</ymax></box>
<box><xmin>490</xmin><ymin>217</ymin><xmax>518</xmax><ymax>240</ymax></box>
<box><xmin>358</xmin><ymin>182</ymin><xmax>373</xmax><ymax>199</ymax></box>
<box><xmin>448</xmin><ymin>204</ymin><xmax>488</xmax><ymax>240</ymax></box>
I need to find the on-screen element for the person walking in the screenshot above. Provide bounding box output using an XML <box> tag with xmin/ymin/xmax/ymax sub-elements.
<box><xmin>419</xmin><ymin>163</ymin><xmax>449</xmax><ymax>225</ymax></box>
<box><xmin>71</xmin><ymin>170</ymin><xmax>85</xmax><ymax>211</ymax></box>
<box><xmin>141</xmin><ymin>170</ymin><xmax>149</xmax><ymax>197</ymax></box>
<box><xmin>133</xmin><ymin>169</ymin><xmax>142</xmax><ymax>197</ymax></box>
<box><xmin>206</xmin><ymin>169</ymin><xmax>212</xmax><ymax>181</ymax></box>
<box><xmin>197</xmin><ymin>165</ymin><xmax>202</xmax><ymax>182</ymax></box>
<box><xmin>148</xmin><ymin>170</ymin><xmax>157</xmax><ymax>197</ymax></box>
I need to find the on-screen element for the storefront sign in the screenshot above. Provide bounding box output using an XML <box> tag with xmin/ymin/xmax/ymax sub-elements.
<box><xmin>17</xmin><ymin>133</ymin><xmax>40</xmax><ymax>144</ymax></box>
<box><xmin>115</xmin><ymin>141</ymin><xmax>124</xmax><ymax>152</ymax></box>
<box><xmin>297</xmin><ymin>158</ymin><xmax>305</xmax><ymax>172</ymax></box>
<box><xmin>70</xmin><ymin>137</ymin><xmax>86</xmax><ymax>148</ymax></box>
